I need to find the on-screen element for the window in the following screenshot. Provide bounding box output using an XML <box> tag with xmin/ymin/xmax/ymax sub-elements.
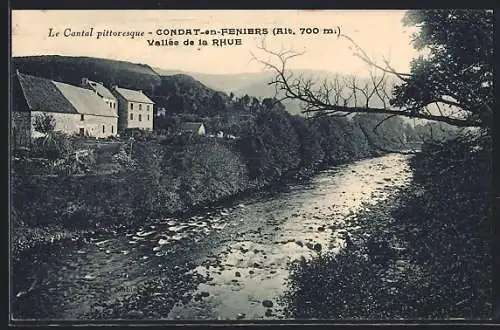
<box><xmin>79</xmin><ymin>128</ymin><xmax>85</xmax><ymax>136</ymax></box>
<box><xmin>147</xmin><ymin>115</ymin><xmax>150</xmax><ymax>121</ymax></box>
<box><xmin>80</xmin><ymin>114</ymin><xmax>84</xmax><ymax>121</ymax></box>
<box><xmin>111</xmin><ymin>125</ymin><xmax>114</xmax><ymax>133</ymax></box>
<box><xmin>130</xmin><ymin>103</ymin><xmax>134</xmax><ymax>110</ymax></box>
<box><xmin>113</xmin><ymin>103</ymin><xmax>116</xmax><ymax>109</ymax></box>
<box><xmin>130</xmin><ymin>113</ymin><xmax>134</xmax><ymax>120</ymax></box>
<box><xmin>147</xmin><ymin>105</ymin><xmax>150</xmax><ymax>111</ymax></box>
<box><xmin>139</xmin><ymin>114</ymin><xmax>142</xmax><ymax>122</ymax></box>
<box><xmin>102</xmin><ymin>125</ymin><xmax>105</xmax><ymax>134</ymax></box>
<box><xmin>139</xmin><ymin>104</ymin><xmax>142</xmax><ymax>110</ymax></box>
<box><xmin>109</xmin><ymin>102</ymin><xmax>113</xmax><ymax>109</ymax></box>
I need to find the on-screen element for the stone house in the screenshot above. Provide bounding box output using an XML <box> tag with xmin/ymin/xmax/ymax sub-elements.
<box><xmin>179</xmin><ymin>122</ymin><xmax>206</xmax><ymax>136</ymax></box>
<box><xmin>112</xmin><ymin>86</ymin><xmax>154</xmax><ymax>131</ymax></box>
<box><xmin>12</xmin><ymin>71</ymin><xmax>118</xmax><ymax>147</ymax></box>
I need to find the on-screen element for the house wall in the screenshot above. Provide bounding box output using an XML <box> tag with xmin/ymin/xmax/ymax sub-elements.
<box><xmin>119</xmin><ymin>99</ymin><xmax>154</xmax><ymax>131</ymax></box>
<box><xmin>31</xmin><ymin>111</ymin><xmax>118</xmax><ymax>138</ymax></box>
<box><xmin>116</xmin><ymin>94</ymin><xmax>129</xmax><ymax>131</ymax></box>
<box><xmin>101</xmin><ymin>96</ymin><xmax>117</xmax><ymax>112</ymax></box>
<box><xmin>12</xmin><ymin>111</ymin><xmax>31</xmax><ymax>148</ymax></box>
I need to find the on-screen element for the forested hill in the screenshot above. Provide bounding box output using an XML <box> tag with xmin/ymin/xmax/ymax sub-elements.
<box><xmin>152</xmin><ymin>74</ymin><xmax>231</xmax><ymax>116</ymax></box>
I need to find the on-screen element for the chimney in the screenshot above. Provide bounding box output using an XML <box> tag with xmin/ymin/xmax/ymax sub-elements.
<box><xmin>138</xmin><ymin>90</ymin><xmax>143</xmax><ymax>94</ymax></box>
<box><xmin>112</xmin><ymin>85</ymin><xmax>118</xmax><ymax>90</ymax></box>
<box><xmin>81</xmin><ymin>77</ymin><xmax>88</xmax><ymax>86</ymax></box>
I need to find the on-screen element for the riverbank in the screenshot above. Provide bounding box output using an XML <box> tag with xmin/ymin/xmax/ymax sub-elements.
<box><xmin>281</xmin><ymin>132</ymin><xmax>493</xmax><ymax>319</ymax></box>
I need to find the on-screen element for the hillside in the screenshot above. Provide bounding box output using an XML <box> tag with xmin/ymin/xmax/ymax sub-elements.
<box><xmin>151</xmin><ymin>74</ymin><xmax>231</xmax><ymax>116</ymax></box>
<box><xmin>12</xmin><ymin>55</ymin><xmax>161</xmax><ymax>93</ymax></box>
<box><xmin>153</xmin><ymin>68</ymin><xmax>402</xmax><ymax>116</ymax></box>
<box><xmin>153</xmin><ymin>68</ymin><xmax>269</xmax><ymax>95</ymax></box>
<box><xmin>154</xmin><ymin>68</ymin><xmax>308</xmax><ymax>115</ymax></box>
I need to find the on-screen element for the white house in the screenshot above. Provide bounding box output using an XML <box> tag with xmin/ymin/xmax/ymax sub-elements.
<box><xmin>112</xmin><ymin>86</ymin><xmax>155</xmax><ymax>131</ymax></box>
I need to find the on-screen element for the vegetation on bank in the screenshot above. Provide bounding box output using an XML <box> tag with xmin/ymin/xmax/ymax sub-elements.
<box><xmin>281</xmin><ymin>131</ymin><xmax>492</xmax><ymax>319</ymax></box>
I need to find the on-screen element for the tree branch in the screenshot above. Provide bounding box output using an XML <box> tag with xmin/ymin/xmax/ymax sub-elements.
<box><xmin>340</xmin><ymin>34</ymin><xmax>412</xmax><ymax>82</ymax></box>
<box><xmin>252</xmin><ymin>41</ymin><xmax>483</xmax><ymax>128</ymax></box>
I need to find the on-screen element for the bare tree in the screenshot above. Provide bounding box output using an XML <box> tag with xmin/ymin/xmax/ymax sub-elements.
<box><xmin>251</xmin><ymin>24</ymin><xmax>490</xmax><ymax>130</ymax></box>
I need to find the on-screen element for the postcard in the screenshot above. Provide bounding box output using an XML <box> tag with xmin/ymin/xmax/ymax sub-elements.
<box><xmin>9</xmin><ymin>8</ymin><xmax>494</xmax><ymax>323</ymax></box>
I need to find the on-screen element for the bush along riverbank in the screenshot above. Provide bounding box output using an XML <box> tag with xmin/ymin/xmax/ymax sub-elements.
<box><xmin>10</xmin><ymin>107</ymin><xmax>431</xmax><ymax>258</ymax></box>
<box><xmin>280</xmin><ymin>131</ymin><xmax>493</xmax><ymax>319</ymax></box>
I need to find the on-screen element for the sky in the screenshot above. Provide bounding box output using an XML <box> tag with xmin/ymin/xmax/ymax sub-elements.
<box><xmin>11</xmin><ymin>10</ymin><xmax>420</xmax><ymax>76</ymax></box>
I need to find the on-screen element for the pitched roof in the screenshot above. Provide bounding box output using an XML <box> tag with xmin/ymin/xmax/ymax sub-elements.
<box><xmin>113</xmin><ymin>87</ymin><xmax>154</xmax><ymax>104</ymax></box>
<box><xmin>180</xmin><ymin>122</ymin><xmax>204</xmax><ymax>132</ymax></box>
<box><xmin>16</xmin><ymin>71</ymin><xmax>78</xmax><ymax>114</ymax></box>
<box><xmin>16</xmin><ymin>71</ymin><xmax>117</xmax><ymax>117</ymax></box>
<box><xmin>53</xmin><ymin>81</ymin><xmax>117</xmax><ymax>117</ymax></box>
<box><xmin>85</xmin><ymin>80</ymin><xmax>116</xmax><ymax>100</ymax></box>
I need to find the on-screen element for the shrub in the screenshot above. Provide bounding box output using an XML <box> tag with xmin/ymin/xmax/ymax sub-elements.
<box><xmin>31</xmin><ymin>132</ymin><xmax>76</xmax><ymax>160</ymax></box>
<box><xmin>33</xmin><ymin>113</ymin><xmax>56</xmax><ymax>134</ymax></box>
<box><xmin>120</xmin><ymin>128</ymin><xmax>156</xmax><ymax>141</ymax></box>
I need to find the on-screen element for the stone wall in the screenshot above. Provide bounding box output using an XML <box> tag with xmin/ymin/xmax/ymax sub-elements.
<box><xmin>12</xmin><ymin>111</ymin><xmax>31</xmax><ymax>148</ymax></box>
<box><xmin>31</xmin><ymin>111</ymin><xmax>118</xmax><ymax>138</ymax></box>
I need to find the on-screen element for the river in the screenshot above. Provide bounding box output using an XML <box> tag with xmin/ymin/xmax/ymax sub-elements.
<box><xmin>11</xmin><ymin>153</ymin><xmax>413</xmax><ymax>321</ymax></box>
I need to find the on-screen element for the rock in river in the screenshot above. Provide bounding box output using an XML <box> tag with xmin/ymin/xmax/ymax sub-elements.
<box><xmin>137</xmin><ymin>230</ymin><xmax>156</xmax><ymax>237</ymax></box>
<box><xmin>262</xmin><ymin>300</ymin><xmax>274</xmax><ymax>308</ymax></box>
